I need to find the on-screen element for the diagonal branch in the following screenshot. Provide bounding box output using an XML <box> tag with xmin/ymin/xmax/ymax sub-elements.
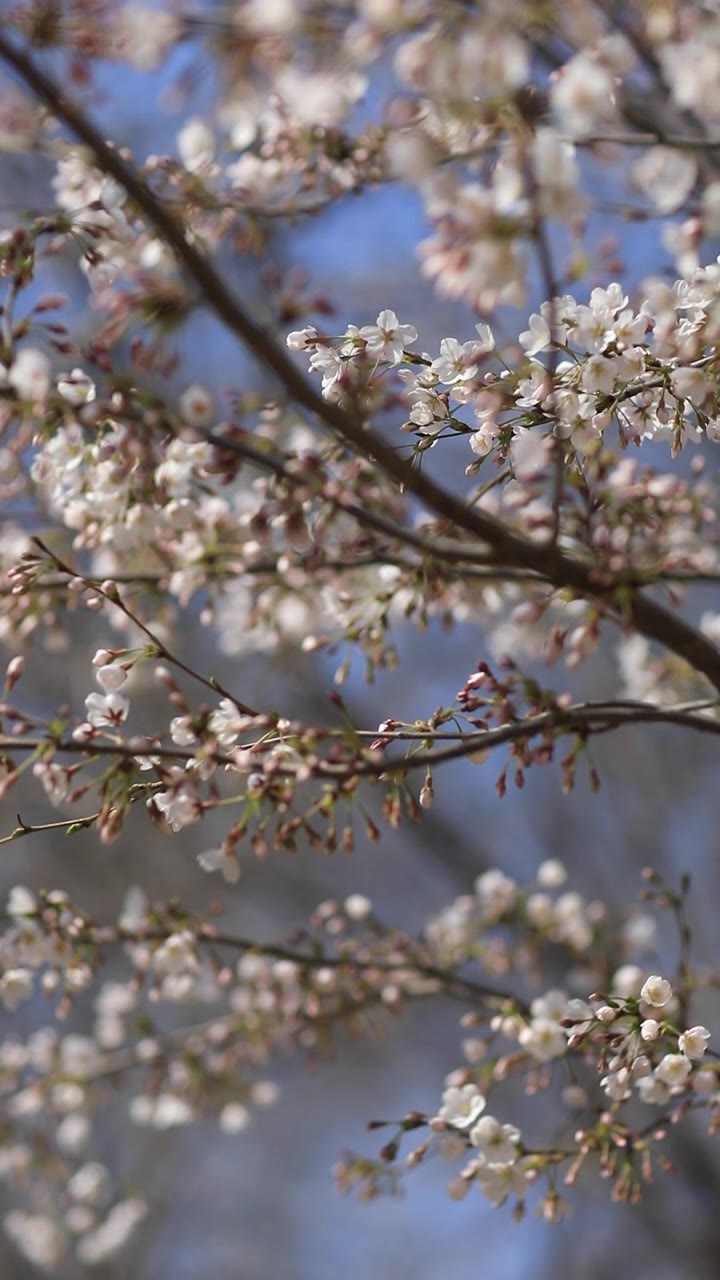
<box><xmin>2</xmin><ymin>35</ymin><xmax>720</xmax><ymax>689</ymax></box>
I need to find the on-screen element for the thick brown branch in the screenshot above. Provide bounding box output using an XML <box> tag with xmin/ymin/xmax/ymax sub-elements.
<box><xmin>2</xmin><ymin>36</ymin><xmax>720</xmax><ymax>688</ymax></box>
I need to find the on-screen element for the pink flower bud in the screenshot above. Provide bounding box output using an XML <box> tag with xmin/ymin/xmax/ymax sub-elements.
<box><xmin>5</xmin><ymin>656</ymin><xmax>24</xmax><ymax>687</ymax></box>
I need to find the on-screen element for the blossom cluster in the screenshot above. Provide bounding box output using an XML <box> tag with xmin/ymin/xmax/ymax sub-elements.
<box><xmin>2</xmin><ymin>0</ymin><xmax>720</xmax><ymax>1270</ymax></box>
<box><xmin>1</xmin><ymin>861</ymin><xmax>718</xmax><ymax>1254</ymax></box>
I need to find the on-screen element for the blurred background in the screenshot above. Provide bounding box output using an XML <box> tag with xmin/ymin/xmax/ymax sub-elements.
<box><xmin>1</xmin><ymin>15</ymin><xmax>720</xmax><ymax>1279</ymax></box>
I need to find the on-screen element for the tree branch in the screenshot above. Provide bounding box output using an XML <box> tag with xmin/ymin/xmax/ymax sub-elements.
<box><xmin>2</xmin><ymin>34</ymin><xmax>720</xmax><ymax>691</ymax></box>
<box><xmin>1</xmin><ymin>700</ymin><xmax>719</xmax><ymax>792</ymax></box>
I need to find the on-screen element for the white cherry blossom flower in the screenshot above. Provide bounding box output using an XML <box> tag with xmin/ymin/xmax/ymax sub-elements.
<box><xmin>475</xmin><ymin>322</ymin><xmax>495</xmax><ymax>350</ymax></box>
<box><xmin>61</xmin><ymin>1035</ymin><xmax>100</xmax><ymax>1078</ymax></box>
<box><xmin>510</xmin><ymin>430</ymin><xmax>551</xmax><ymax>480</ymax></box>
<box><xmin>359</xmin><ymin>310</ymin><xmax>418</xmax><ymax>364</ymax></box>
<box><xmin>694</xmin><ymin>1069</ymin><xmax>718</xmax><ymax>1095</ymax></box>
<box><xmin>631</xmin><ymin>1055</ymin><xmax>653</xmax><ymax>1080</ymax></box>
<box><xmin>622</xmin><ymin>914</ymin><xmax>657</xmax><ymax>951</ymax></box>
<box><xmin>633</xmin><ymin>147</ymin><xmax>698</xmax><ymax>216</ymax></box>
<box><xmin>384</xmin><ymin>128</ymin><xmax>439</xmax><ymax>184</ymax></box>
<box><xmin>671</xmin><ymin>366</ymin><xmax>710</xmax><ymax>403</ymax></box>
<box><xmin>84</xmin><ymin>691</ymin><xmax>129</xmax><ymax>728</ymax></box>
<box><xmin>0</xmin><ymin>968</ymin><xmax>33</xmax><ymax>1011</ymax></box>
<box><xmin>601</xmin><ymin>1067</ymin><xmax>631</xmax><ymax>1101</ymax></box>
<box><xmin>7</xmin><ymin>886</ymin><xmax>36</xmax><ymax>917</ymax></box>
<box><xmin>154</xmin><ymin>783</ymin><xmax>200</xmax><ymax>831</ymax></box>
<box><xmin>344</xmin><ymin>894</ymin><xmax>372</xmax><ymax>920</ymax></box>
<box><xmin>119</xmin><ymin>886</ymin><xmax>148</xmax><ymax>932</ymax></box>
<box><xmin>177</xmin><ymin>118</ymin><xmax>214</xmax><ymax>172</ymax></box>
<box><xmin>114</xmin><ymin>4</ymin><xmax>180</xmax><ymax>69</ymax></box>
<box><xmin>582</xmin><ymin>353</ymin><xmax>620</xmax><ymax>395</ymax></box>
<box><xmin>68</xmin><ymin>1162</ymin><xmax>110</xmax><ymax>1205</ymax></box>
<box><xmin>530</xmin><ymin>990</ymin><xmax>569</xmax><ymax>1021</ymax></box>
<box><xmin>469</xmin><ymin>427</ymin><xmax>495</xmax><ymax>457</ymax></box>
<box><xmin>640</xmin><ymin>975</ymin><xmax>673</xmax><ymax>1007</ymax></box>
<box><xmin>76</xmin><ymin>1199</ymin><xmax>147</xmax><ymax>1265</ymax></box>
<box><xmin>197</xmin><ymin>846</ymin><xmax>241</xmax><ymax>884</ymax></box>
<box><xmin>469</xmin><ymin>1115</ymin><xmax>521</xmax><ymax>1166</ymax></box>
<box><xmin>519</xmin><ymin>313</ymin><xmax>552</xmax><ymax>355</ymax></box>
<box><xmin>275</xmin><ymin>66</ymin><xmax>367</xmax><ymax>128</ymax></box>
<box><xmin>552</xmin><ymin>892</ymin><xmax>593</xmax><ymax>950</ymax></box>
<box><xmin>170</xmin><ymin>716</ymin><xmax>197</xmax><ymax>746</ymax></box>
<box><xmin>564</xmin><ymin>999</ymin><xmax>595</xmax><ymax>1036</ymax></box>
<box><xmin>431</xmin><ymin>337</ymin><xmax>487</xmax><ymax>384</ymax></box>
<box><xmin>525</xmin><ymin>892</ymin><xmax>554</xmax><ymax>928</ymax></box>
<box><xmin>286</xmin><ymin>327</ymin><xmax>319</xmax><ymax>351</ymax></box>
<box><xmin>519</xmin><ymin>1017</ymin><xmax>568</xmax><ymax>1062</ymax></box>
<box><xmin>309</xmin><ymin>346</ymin><xmax>344</xmax><ymax>397</ymax></box>
<box><xmin>95</xmin><ymin>664</ymin><xmax>127</xmax><ymax>693</ymax></box>
<box><xmin>436</xmin><ymin>1083</ymin><xmax>486</xmax><ymax>1129</ymax></box>
<box><xmin>562</xmin><ymin>1084</ymin><xmax>589</xmax><ymax>1109</ymax></box>
<box><xmin>179</xmin><ymin>384</ymin><xmax>214</xmax><ymax>426</ymax></box>
<box><xmin>8</xmin><ymin>348</ymin><xmax>50</xmax><ymax>401</ymax></box>
<box><xmin>550</xmin><ymin>54</ymin><xmax>616</xmax><ymax>137</ymax></box>
<box><xmin>596</xmin><ymin>1005</ymin><xmax>617</xmax><ymax>1023</ymax></box>
<box><xmin>613</xmin><ymin>965</ymin><xmax>647</xmax><ymax>999</ymax></box>
<box><xmin>57</xmin><ymin>368</ymin><xmax>96</xmax><ymax>405</ymax></box>
<box><xmin>4</xmin><ymin>1212</ymin><xmax>66</xmax><ymax>1269</ymax></box>
<box><xmin>654</xmin><ymin>1053</ymin><xmax>692</xmax><ymax>1088</ymax></box>
<box><xmin>8</xmin><ymin>918</ymin><xmax>49</xmax><ymax>966</ymax></box>
<box><xmin>640</xmin><ymin>1019</ymin><xmax>661</xmax><ymax>1042</ymax></box>
<box><xmin>150</xmin><ymin>1094</ymin><xmax>195</xmax><ymax>1128</ymax></box>
<box><xmin>678</xmin><ymin>1026</ymin><xmax>711</xmax><ymax>1060</ymax></box>
<box><xmin>208</xmin><ymin>698</ymin><xmax>251</xmax><ymax>748</ymax></box>
<box><xmin>660</xmin><ymin>35</ymin><xmax>720</xmax><ymax>120</ymax></box>
<box><xmin>57</xmin><ymin>1113</ymin><xmax>91</xmax><ymax>1154</ymax></box>
<box><xmin>152</xmin><ymin>932</ymin><xmax>198</xmax><ymax>977</ymax></box>
<box><xmin>537</xmin><ymin>859</ymin><xmax>566</xmax><ymax>887</ymax></box>
<box><xmin>532</xmin><ymin>128</ymin><xmax>584</xmax><ymax>219</ymax></box>
<box><xmin>635</xmin><ymin>1075</ymin><xmax>671</xmax><ymax>1105</ymax></box>
<box><xmin>475</xmin><ymin>1159</ymin><xmax>532</xmax><ymax>1207</ymax></box>
<box><xmin>475</xmin><ymin>869</ymin><xmax>516</xmax><ymax>921</ymax></box>
<box><xmin>219</xmin><ymin>1103</ymin><xmax>250</xmax><ymax>1133</ymax></box>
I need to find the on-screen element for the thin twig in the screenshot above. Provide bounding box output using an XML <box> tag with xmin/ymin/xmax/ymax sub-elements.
<box><xmin>32</xmin><ymin>537</ymin><xmax>259</xmax><ymax>717</ymax></box>
<box><xmin>1</xmin><ymin>699</ymin><xmax>719</xmax><ymax>791</ymax></box>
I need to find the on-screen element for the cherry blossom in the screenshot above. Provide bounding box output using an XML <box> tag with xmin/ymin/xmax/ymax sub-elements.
<box><xmin>83</xmin><ymin>691</ymin><xmax>130</xmax><ymax>729</ymax></box>
<box><xmin>3</xmin><ymin>2</ymin><xmax>720</xmax><ymax>1267</ymax></box>
<box><xmin>679</xmin><ymin>1026</ymin><xmax>712</xmax><ymax>1059</ymax></box>
<box><xmin>469</xmin><ymin>1116</ymin><xmax>521</xmax><ymax>1166</ymax></box>
<box><xmin>359</xmin><ymin>310</ymin><xmax>418</xmax><ymax>364</ymax></box>
<box><xmin>640</xmin><ymin>976</ymin><xmax>673</xmax><ymax>1008</ymax></box>
<box><xmin>8</xmin><ymin>348</ymin><xmax>50</xmax><ymax>400</ymax></box>
<box><xmin>57</xmin><ymin>369</ymin><xmax>96</xmax><ymax>406</ymax></box>
<box><xmin>197</xmin><ymin>846</ymin><xmax>241</xmax><ymax>884</ymax></box>
<box><xmin>0</xmin><ymin>968</ymin><xmax>34</xmax><ymax>1012</ymax></box>
<box><xmin>436</xmin><ymin>1085</ymin><xmax>487</xmax><ymax>1130</ymax></box>
<box><xmin>655</xmin><ymin>1054</ymin><xmax>693</xmax><ymax>1088</ymax></box>
<box><xmin>475</xmin><ymin>1160</ymin><xmax>533</xmax><ymax>1209</ymax></box>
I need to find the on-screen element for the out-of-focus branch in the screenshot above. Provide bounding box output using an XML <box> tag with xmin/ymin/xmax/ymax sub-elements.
<box><xmin>525</xmin><ymin>157</ymin><xmax>562</xmax><ymax>546</ymax></box>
